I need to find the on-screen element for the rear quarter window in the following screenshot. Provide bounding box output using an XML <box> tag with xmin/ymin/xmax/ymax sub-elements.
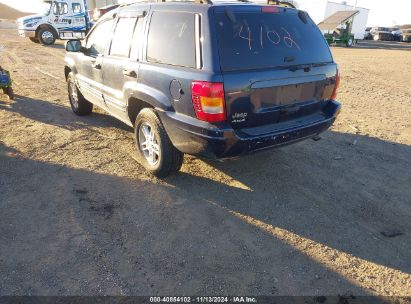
<box><xmin>214</xmin><ymin>7</ymin><xmax>333</xmax><ymax>71</ymax></box>
<box><xmin>147</xmin><ymin>11</ymin><xmax>196</xmax><ymax>68</ymax></box>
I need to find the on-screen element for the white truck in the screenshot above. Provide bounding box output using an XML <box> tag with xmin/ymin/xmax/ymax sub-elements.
<box><xmin>17</xmin><ymin>0</ymin><xmax>91</xmax><ymax>45</ymax></box>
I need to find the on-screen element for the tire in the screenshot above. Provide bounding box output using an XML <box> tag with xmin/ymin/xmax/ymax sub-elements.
<box><xmin>346</xmin><ymin>38</ymin><xmax>354</xmax><ymax>47</ymax></box>
<box><xmin>67</xmin><ymin>72</ymin><xmax>93</xmax><ymax>116</ymax></box>
<box><xmin>38</xmin><ymin>27</ymin><xmax>57</xmax><ymax>45</ymax></box>
<box><xmin>134</xmin><ymin>108</ymin><xmax>184</xmax><ymax>178</ymax></box>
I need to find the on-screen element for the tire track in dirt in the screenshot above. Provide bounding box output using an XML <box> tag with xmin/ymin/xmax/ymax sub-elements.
<box><xmin>4</xmin><ymin>50</ymin><xmax>24</xmax><ymax>66</ymax></box>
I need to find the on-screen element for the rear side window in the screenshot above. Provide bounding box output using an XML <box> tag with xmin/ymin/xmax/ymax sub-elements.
<box><xmin>130</xmin><ymin>18</ymin><xmax>145</xmax><ymax>60</ymax></box>
<box><xmin>214</xmin><ymin>7</ymin><xmax>333</xmax><ymax>71</ymax></box>
<box><xmin>147</xmin><ymin>11</ymin><xmax>196</xmax><ymax>68</ymax></box>
<box><xmin>110</xmin><ymin>17</ymin><xmax>137</xmax><ymax>57</ymax></box>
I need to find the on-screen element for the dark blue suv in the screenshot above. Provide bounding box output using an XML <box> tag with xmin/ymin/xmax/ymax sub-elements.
<box><xmin>64</xmin><ymin>0</ymin><xmax>341</xmax><ymax>177</ymax></box>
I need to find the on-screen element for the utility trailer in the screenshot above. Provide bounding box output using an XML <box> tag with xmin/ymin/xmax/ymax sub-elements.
<box><xmin>318</xmin><ymin>10</ymin><xmax>359</xmax><ymax>47</ymax></box>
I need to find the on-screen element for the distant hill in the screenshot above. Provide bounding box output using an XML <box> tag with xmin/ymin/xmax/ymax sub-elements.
<box><xmin>399</xmin><ymin>24</ymin><xmax>411</xmax><ymax>29</ymax></box>
<box><xmin>0</xmin><ymin>3</ymin><xmax>32</xmax><ymax>20</ymax></box>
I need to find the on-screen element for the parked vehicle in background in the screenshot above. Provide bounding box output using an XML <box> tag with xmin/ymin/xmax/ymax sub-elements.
<box><xmin>370</xmin><ymin>27</ymin><xmax>394</xmax><ymax>41</ymax></box>
<box><xmin>64</xmin><ymin>1</ymin><xmax>341</xmax><ymax>177</ymax></box>
<box><xmin>17</xmin><ymin>0</ymin><xmax>90</xmax><ymax>45</ymax></box>
<box><xmin>91</xmin><ymin>4</ymin><xmax>119</xmax><ymax>21</ymax></box>
<box><xmin>390</xmin><ymin>27</ymin><xmax>402</xmax><ymax>41</ymax></box>
<box><xmin>363</xmin><ymin>27</ymin><xmax>372</xmax><ymax>40</ymax></box>
<box><xmin>402</xmin><ymin>29</ymin><xmax>411</xmax><ymax>42</ymax></box>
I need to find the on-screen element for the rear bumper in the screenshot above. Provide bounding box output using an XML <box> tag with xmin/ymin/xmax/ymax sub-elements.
<box><xmin>159</xmin><ymin>100</ymin><xmax>341</xmax><ymax>159</ymax></box>
<box><xmin>18</xmin><ymin>29</ymin><xmax>36</xmax><ymax>38</ymax></box>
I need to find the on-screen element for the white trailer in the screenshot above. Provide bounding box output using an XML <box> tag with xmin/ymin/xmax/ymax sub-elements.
<box><xmin>298</xmin><ymin>0</ymin><xmax>369</xmax><ymax>40</ymax></box>
<box><xmin>324</xmin><ymin>1</ymin><xmax>369</xmax><ymax>39</ymax></box>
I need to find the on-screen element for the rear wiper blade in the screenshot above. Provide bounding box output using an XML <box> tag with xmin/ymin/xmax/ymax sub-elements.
<box><xmin>284</xmin><ymin>56</ymin><xmax>296</xmax><ymax>63</ymax></box>
<box><xmin>288</xmin><ymin>62</ymin><xmax>328</xmax><ymax>72</ymax></box>
<box><xmin>224</xmin><ymin>7</ymin><xmax>236</xmax><ymax>24</ymax></box>
<box><xmin>288</xmin><ymin>64</ymin><xmax>312</xmax><ymax>72</ymax></box>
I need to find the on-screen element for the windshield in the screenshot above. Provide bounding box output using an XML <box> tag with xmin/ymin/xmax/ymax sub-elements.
<box><xmin>214</xmin><ymin>7</ymin><xmax>333</xmax><ymax>71</ymax></box>
<box><xmin>41</xmin><ymin>1</ymin><xmax>52</xmax><ymax>15</ymax></box>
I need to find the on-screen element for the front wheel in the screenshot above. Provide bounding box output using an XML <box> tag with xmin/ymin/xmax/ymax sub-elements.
<box><xmin>67</xmin><ymin>72</ymin><xmax>93</xmax><ymax>116</ymax></box>
<box><xmin>346</xmin><ymin>37</ymin><xmax>354</xmax><ymax>47</ymax></box>
<box><xmin>38</xmin><ymin>28</ymin><xmax>56</xmax><ymax>45</ymax></box>
<box><xmin>134</xmin><ymin>108</ymin><xmax>183</xmax><ymax>178</ymax></box>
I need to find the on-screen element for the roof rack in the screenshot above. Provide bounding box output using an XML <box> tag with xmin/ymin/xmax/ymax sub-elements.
<box><xmin>120</xmin><ymin>0</ymin><xmax>294</xmax><ymax>6</ymax></box>
<box><xmin>120</xmin><ymin>0</ymin><xmax>252</xmax><ymax>5</ymax></box>
<box><xmin>267</xmin><ymin>0</ymin><xmax>296</xmax><ymax>8</ymax></box>
<box><xmin>193</xmin><ymin>0</ymin><xmax>213</xmax><ymax>4</ymax></box>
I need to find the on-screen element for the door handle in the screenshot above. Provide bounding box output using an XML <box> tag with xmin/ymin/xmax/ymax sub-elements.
<box><xmin>123</xmin><ymin>69</ymin><xmax>137</xmax><ymax>78</ymax></box>
<box><xmin>92</xmin><ymin>62</ymin><xmax>102</xmax><ymax>70</ymax></box>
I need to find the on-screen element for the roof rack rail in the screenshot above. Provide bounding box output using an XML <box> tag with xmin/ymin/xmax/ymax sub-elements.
<box><xmin>120</xmin><ymin>0</ymin><xmax>255</xmax><ymax>5</ymax></box>
<box><xmin>192</xmin><ymin>0</ymin><xmax>213</xmax><ymax>4</ymax></box>
<box><xmin>267</xmin><ymin>0</ymin><xmax>296</xmax><ymax>8</ymax></box>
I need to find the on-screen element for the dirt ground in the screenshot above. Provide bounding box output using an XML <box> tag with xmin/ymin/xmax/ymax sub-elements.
<box><xmin>0</xmin><ymin>25</ymin><xmax>410</xmax><ymax>296</ymax></box>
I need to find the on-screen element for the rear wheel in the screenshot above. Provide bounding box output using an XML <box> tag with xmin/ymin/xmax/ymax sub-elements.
<box><xmin>346</xmin><ymin>37</ymin><xmax>354</xmax><ymax>47</ymax></box>
<box><xmin>134</xmin><ymin>108</ymin><xmax>183</xmax><ymax>178</ymax></box>
<box><xmin>38</xmin><ymin>28</ymin><xmax>56</xmax><ymax>45</ymax></box>
<box><xmin>67</xmin><ymin>72</ymin><xmax>93</xmax><ymax>116</ymax></box>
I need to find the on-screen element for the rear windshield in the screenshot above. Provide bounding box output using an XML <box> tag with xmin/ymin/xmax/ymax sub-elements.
<box><xmin>214</xmin><ymin>7</ymin><xmax>333</xmax><ymax>71</ymax></box>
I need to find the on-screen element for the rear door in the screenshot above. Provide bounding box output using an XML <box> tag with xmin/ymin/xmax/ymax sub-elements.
<box><xmin>101</xmin><ymin>11</ymin><xmax>146</xmax><ymax>121</ymax></box>
<box><xmin>213</xmin><ymin>6</ymin><xmax>338</xmax><ymax>130</ymax></box>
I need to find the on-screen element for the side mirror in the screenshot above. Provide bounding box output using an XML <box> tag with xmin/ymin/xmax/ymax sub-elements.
<box><xmin>65</xmin><ymin>40</ymin><xmax>82</xmax><ymax>52</ymax></box>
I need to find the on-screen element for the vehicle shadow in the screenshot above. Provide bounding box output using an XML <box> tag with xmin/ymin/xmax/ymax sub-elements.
<box><xmin>167</xmin><ymin>130</ymin><xmax>411</xmax><ymax>279</ymax></box>
<box><xmin>1</xmin><ymin>94</ymin><xmax>410</xmax><ymax>294</ymax></box>
<box><xmin>0</xmin><ymin>94</ymin><xmax>131</xmax><ymax>132</ymax></box>
<box><xmin>354</xmin><ymin>40</ymin><xmax>411</xmax><ymax>51</ymax></box>
<box><xmin>45</xmin><ymin>43</ymin><xmax>65</xmax><ymax>50</ymax></box>
<box><xmin>0</xmin><ymin>141</ymin><xmax>372</xmax><ymax>296</ymax></box>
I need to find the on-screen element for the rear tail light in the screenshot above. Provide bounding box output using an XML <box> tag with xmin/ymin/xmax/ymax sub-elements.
<box><xmin>331</xmin><ymin>69</ymin><xmax>340</xmax><ymax>100</ymax></box>
<box><xmin>191</xmin><ymin>81</ymin><xmax>226</xmax><ymax>123</ymax></box>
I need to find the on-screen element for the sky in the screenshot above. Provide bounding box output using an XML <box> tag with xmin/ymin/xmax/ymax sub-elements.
<box><xmin>0</xmin><ymin>0</ymin><xmax>410</xmax><ymax>26</ymax></box>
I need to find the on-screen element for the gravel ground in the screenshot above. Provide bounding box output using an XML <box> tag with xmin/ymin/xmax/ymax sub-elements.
<box><xmin>0</xmin><ymin>27</ymin><xmax>410</xmax><ymax>296</ymax></box>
